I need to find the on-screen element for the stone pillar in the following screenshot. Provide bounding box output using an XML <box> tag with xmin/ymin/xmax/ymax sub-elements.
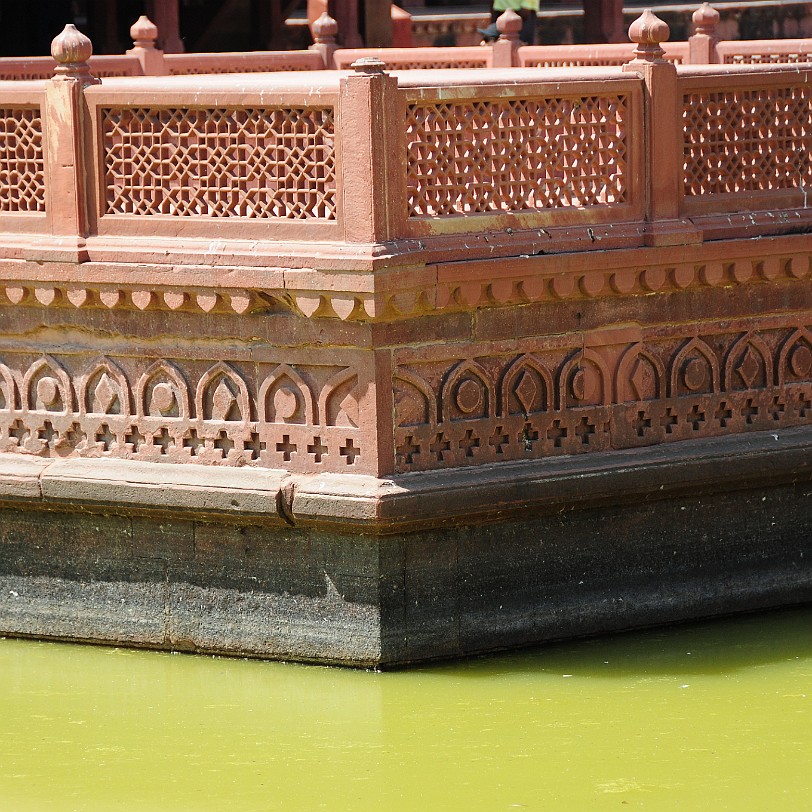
<box><xmin>622</xmin><ymin>11</ymin><xmax>701</xmax><ymax>247</ymax></box>
<box><xmin>147</xmin><ymin>0</ymin><xmax>184</xmax><ymax>53</ymax></box>
<box><xmin>126</xmin><ymin>16</ymin><xmax>167</xmax><ymax>76</ymax></box>
<box><xmin>492</xmin><ymin>10</ymin><xmax>522</xmax><ymax>68</ymax></box>
<box><xmin>44</xmin><ymin>25</ymin><xmax>100</xmax><ymax>260</ymax></box>
<box><xmin>338</xmin><ymin>58</ymin><xmax>403</xmax><ymax>245</ymax></box>
<box><xmin>689</xmin><ymin>3</ymin><xmax>721</xmax><ymax>65</ymax></box>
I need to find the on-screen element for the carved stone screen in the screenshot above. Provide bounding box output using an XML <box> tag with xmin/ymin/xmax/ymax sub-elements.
<box><xmin>102</xmin><ymin>106</ymin><xmax>336</xmax><ymax>219</ymax></box>
<box><xmin>0</xmin><ymin>107</ymin><xmax>45</xmax><ymax>213</ymax></box>
<box><xmin>683</xmin><ymin>84</ymin><xmax>812</xmax><ymax>198</ymax></box>
<box><xmin>406</xmin><ymin>95</ymin><xmax>629</xmax><ymax>217</ymax></box>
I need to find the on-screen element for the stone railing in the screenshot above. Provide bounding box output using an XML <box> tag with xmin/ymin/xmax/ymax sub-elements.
<box><xmin>1</xmin><ymin>5</ymin><xmax>811</xmax><ymax>80</ymax></box>
<box><xmin>0</xmin><ymin>14</ymin><xmax>810</xmax><ymax>480</ymax></box>
<box><xmin>0</xmin><ymin>13</ymin><xmax>809</xmax><ymax>668</ymax></box>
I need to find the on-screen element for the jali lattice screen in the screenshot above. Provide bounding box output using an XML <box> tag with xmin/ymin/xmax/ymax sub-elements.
<box><xmin>683</xmin><ymin>84</ymin><xmax>812</xmax><ymax>198</ymax></box>
<box><xmin>102</xmin><ymin>106</ymin><xmax>336</xmax><ymax>219</ymax></box>
<box><xmin>0</xmin><ymin>107</ymin><xmax>45</xmax><ymax>213</ymax></box>
<box><xmin>406</xmin><ymin>95</ymin><xmax>629</xmax><ymax>217</ymax></box>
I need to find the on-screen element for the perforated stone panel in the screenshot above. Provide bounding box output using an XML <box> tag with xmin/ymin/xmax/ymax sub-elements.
<box><xmin>683</xmin><ymin>85</ymin><xmax>812</xmax><ymax>197</ymax></box>
<box><xmin>393</xmin><ymin>320</ymin><xmax>812</xmax><ymax>473</ymax></box>
<box><xmin>406</xmin><ymin>95</ymin><xmax>628</xmax><ymax>217</ymax></box>
<box><xmin>102</xmin><ymin>106</ymin><xmax>336</xmax><ymax>219</ymax></box>
<box><xmin>724</xmin><ymin>52</ymin><xmax>812</xmax><ymax>64</ymax></box>
<box><xmin>0</xmin><ymin>107</ymin><xmax>45</xmax><ymax>213</ymax></box>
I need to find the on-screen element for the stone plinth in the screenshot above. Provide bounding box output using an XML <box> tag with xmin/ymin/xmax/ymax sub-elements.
<box><xmin>0</xmin><ymin>19</ymin><xmax>810</xmax><ymax>666</ymax></box>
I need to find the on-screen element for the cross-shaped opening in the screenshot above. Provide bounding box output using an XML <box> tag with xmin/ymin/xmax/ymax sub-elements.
<box><xmin>95</xmin><ymin>423</ymin><xmax>116</xmax><ymax>451</ymax></box>
<box><xmin>546</xmin><ymin>419</ymin><xmax>567</xmax><ymax>447</ymax></box>
<box><xmin>687</xmin><ymin>404</ymin><xmax>706</xmax><ymax>431</ymax></box>
<box><xmin>429</xmin><ymin>432</ymin><xmax>451</xmax><ymax>461</ymax></box>
<box><xmin>340</xmin><ymin>438</ymin><xmax>361</xmax><ymax>465</ymax></box>
<box><xmin>244</xmin><ymin>432</ymin><xmax>266</xmax><ymax>461</ymax></box>
<box><xmin>37</xmin><ymin>420</ymin><xmax>58</xmax><ymax>448</ymax></box>
<box><xmin>276</xmin><ymin>434</ymin><xmax>297</xmax><ymax>461</ymax></box>
<box><xmin>659</xmin><ymin>408</ymin><xmax>678</xmax><ymax>434</ymax></box>
<box><xmin>458</xmin><ymin>429</ymin><xmax>480</xmax><ymax>458</ymax></box>
<box><xmin>307</xmin><ymin>436</ymin><xmax>328</xmax><ymax>462</ymax></box>
<box><xmin>396</xmin><ymin>435</ymin><xmax>420</xmax><ymax>464</ymax></box>
<box><xmin>154</xmin><ymin>427</ymin><xmax>173</xmax><ymax>454</ymax></box>
<box><xmin>574</xmin><ymin>416</ymin><xmax>596</xmax><ymax>445</ymax></box>
<box><xmin>489</xmin><ymin>427</ymin><xmax>510</xmax><ymax>455</ymax></box>
<box><xmin>741</xmin><ymin>398</ymin><xmax>759</xmax><ymax>424</ymax></box>
<box><xmin>182</xmin><ymin>428</ymin><xmax>203</xmax><ymax>456</ymax></box>
<box><xmin>632</xmin><ymin>410</ymin><xmax>652</xmax><ymax>437</ymax></box>
<box><xmin>714</xmin><ymin>401</ymin><xmax>732</xmax><ymax>428</ymax></box>
<box><xmin>214</xmin><ymin>430</ymin><xmax>235</xmax><ymax>457</ymax></box>
<box><xmin>125</xmin><ymin>425</ymin><xmax>145</xmax><ymax>451</ymax></box>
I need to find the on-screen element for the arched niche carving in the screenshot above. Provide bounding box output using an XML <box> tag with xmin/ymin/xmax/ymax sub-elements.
<box><xmin>79</xmin><ymin>357</ymin><xmax>132</xmax><ymax>417</ymax></box>
<box><xmin>724</xmin><ymin>333</ymin><xmax>772</xmax><ymax>391</ymax></box>
<box><xmin>22</xmin><ymin>356</ymin><xmax>73</xmax><ymax>414</ymax></box>
<box><xmin>135</xmin><ymin>360</ymin><xmax>191</xmax><ymax>419</ymax></box>
<box><xmin>319</xmin><ymin>368</ymin><xmax>360</xmax><ymax>427</ymax></box>
<box><xmin>777</xmin><ymin>327</ymin><xmax>812</xmax><ymax>386</ymax></box>
<box><xmin>669</xmin><ymin>338</ymin><xmax>719</xmax><ymax>397</ymax></box>
<box><xmin>440</xmin><ymin>359</ymin><xmax>493</xmax><ymax>422</ymax></box>
<box><xmin>258</xmin><ymin>364</ymin><xmax>314</xmax><ymax>425</ymax></box>
<box><xmin>499</xmin><ymin>354</ymin><xmax>552</xmax><ymax>417</ymax></box>
<box><xmin>394</xmin><ymin>369</ymin><xmax>436</xmax><ymax>428</ymax></box>
<box><xmin>558</xmin><ymin>349</ymin><xmax>610</xmax><ymax>408</ymax></box>
<box><xmin>196</xmin><ymin>362</ymin><xmax>252</xmax><ymax>423</ymax></box>
<box><xmin>0</xmin><ymin>364</ymin><xmax>18</xmax><ymax>411</ymax></box>
<box><xmin>616</xmin><ymin>344</ymin><xmax>665</xmax><ymax>402</ymax></box>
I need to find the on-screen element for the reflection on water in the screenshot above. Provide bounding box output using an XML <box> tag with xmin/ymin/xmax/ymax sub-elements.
<box><xmin>1</xmin><ymin>605</ymin><xmax>811</xmax><ymax>811</ymax></box>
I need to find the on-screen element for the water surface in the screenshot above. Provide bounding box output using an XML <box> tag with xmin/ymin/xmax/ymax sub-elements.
<box><xmin>1</xmin><ymin>605</ymin><xmax>810</xmax><ymax>810</ymax></box>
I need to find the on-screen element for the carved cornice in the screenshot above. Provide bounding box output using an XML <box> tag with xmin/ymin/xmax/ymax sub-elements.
<box><xmin>1</xmin><ymin>238</ymin><xmax>809</xmax><ymax>322</ymax></box>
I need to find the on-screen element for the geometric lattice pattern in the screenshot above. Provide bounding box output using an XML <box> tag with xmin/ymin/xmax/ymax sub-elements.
<box><xmin>102</xmin><ymin>107</ymin><xmax>336</xmax><ymax>219</ymax></box>
<box><xmin>374</xmin><ymin>58</ymin><xmax>489</xmax><ymax>69</ymax></box>
<box><xmin>723</xmin><ymin>52</ymin><xmax>812</xmax><ymax>64</ymax></box>
<box><xmin>406</xmin><ymin>95</ymin><xmax>628</xmax><ymax>217</ymax></box>
<box><xmin>0</xmin><ymin>108</ymin><xmax>45</xmax><ymax>213</ymax></box>
<box><xmin>683</xmin><ymin>85</ymin><xmax>812</xmax><ymax>197</ymax></box>
<box><xmin>167</xmin><ymin>63</ymin><xmax>318</xmax><ymax>74</ymax></box>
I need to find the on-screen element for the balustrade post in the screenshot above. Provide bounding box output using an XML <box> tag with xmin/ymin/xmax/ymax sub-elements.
<box><xmin>338</xmin><ymin>58</ymin><xmax>404</xmax><ymax>244</ymax></box>
<box><xmin>43</xmin><ymin>25</ymin><xmax>100</xmax><ymax>259</ymax></box>
<box><xmin>622</xmin><ymin>11</ymin><xmax>701</xmax><ymax>247</ymax></box>
<box><xmin>492</xmin><ymin>10</ymin><xmax>522</xmax><ymax>68</ymax></box>
<box><xmin>689</xmin><ymin>3</ymin><xmax>720</xmax><ymax>65</ymax></box>
<box><xmin>127</xmin><ymin>15</ymin><xmax>167</xmax><ymax>76</ymax></box>
<box><xmin>309</xmin><ymin>12</ymin><xmax>339</xmax><ymax>69</ymax></box>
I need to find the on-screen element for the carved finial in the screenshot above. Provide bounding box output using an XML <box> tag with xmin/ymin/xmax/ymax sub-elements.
<box><xmin>51</xmin><ymin>24</ymin><xmax>93</xmax><ymax>73</ymax></box>
<box><xmin>628</xmin><ymin>10</ymin><xmax>670</xmax><ymax>61</ymax></box>
<box><xmin>351</xmin><ymin>56</ymin><xmax>387</xmax><ymax>74</ymax></box>
<box><xmin>130</xmin><ymin>15</ymin><xmax>159</xmax><ymax>49</ymax></box>
<box><xmin>692</xmin><ymin>3</ymin><xmax>720</xmax><ymax>35</ymax></box>
<box><xmin>312</xmin><ymin>11</ymin><xmax>338</xmax><ymax>45</ymax></box>
<box><xmin>496</xmin><ymin>9</ymin><xmax>522</xmax><ymax>42</ymax></box>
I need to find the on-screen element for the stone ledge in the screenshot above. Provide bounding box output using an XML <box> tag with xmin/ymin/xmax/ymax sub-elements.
<box><xmin>1</xmin><ymin>425</ymin><xmax>809</xmax><ymax>531</ymax></box>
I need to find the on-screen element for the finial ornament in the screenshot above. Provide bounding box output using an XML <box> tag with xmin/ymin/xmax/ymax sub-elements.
<box><xmin>351</xmin><ymin>56</ymin><xmax>387</xmax><ymax>74</ymax></box>
<box><xmin>312</xmin><ymin>12</ymin><xmax>338</xmax><ymax>45</ymax></box>
<box><xmin>130</xmin><ymin>15</ymin><xmax>159</xmax><ymax>49</ymax></box>
<box><xmin>628</xmin><ymin>9</ymin><xmax>670</xmax><ymax>61</ymax></box>
<box><xmin>51</xmin><ymin>24</ymin><xmax>93</xmax><ymax>72</ymax></box>
<box><xmin>496</xmin><ymin>9</ymin><xmax>523</xmax><ymax>42</ymax></box>
<box><xmin>692</xmin><ymin>3</ymin><xmax>720</xmax><ymax>35</ymax></box>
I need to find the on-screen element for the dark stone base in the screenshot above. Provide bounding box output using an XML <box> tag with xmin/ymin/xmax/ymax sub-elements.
<box><xmin>1</xmin><ymin>442</ymin><xmax>811</xmax><ymax>667</ymax></box>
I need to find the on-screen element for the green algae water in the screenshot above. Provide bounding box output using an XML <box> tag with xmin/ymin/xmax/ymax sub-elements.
<box><xmin>1</xmin><ymin>606</ymin><xmax>810</xmax><ymax>811</ymax></box>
